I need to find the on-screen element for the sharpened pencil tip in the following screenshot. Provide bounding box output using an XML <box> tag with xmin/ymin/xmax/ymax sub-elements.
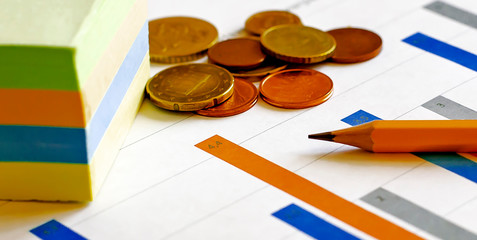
<box><xmin>308</xmin><ymin>132</ymin><xmax>335</xmax><ymax>141</ymax></box>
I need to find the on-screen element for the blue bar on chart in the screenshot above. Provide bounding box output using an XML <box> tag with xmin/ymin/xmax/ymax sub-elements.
<box><xmin>403</xmin><ymin>32</ymin><xmax>477</xmax><ymax>72</ymax></box>
<box><xmin>415</xmin><ymin>152</ymin><xmax>477</xmax><ymax>183</ymax></box>
<box><xmin>273</xmin><ymin>203</ymin><xmax>360</xmax><ymax>240</ymax></box>
<box><xmin>340</xmin><ymin>109</ymin><xmax>381</xmax><ymax>126</ymax></box>
<box><xmin>196</xmin><ymin>135</ymin><xmax>421</xmax><ymax>239</ymax></box>
<box><xmin>341</xmin><ymin>110</ymin><xmax>477</xmax><ymax>183</ymax></box>
<box><xmin>419</xmin><ymin>95</ymin><xmax>477</xmax><ymax>183</ymax></box>
<box><xmin>30</xmin><ymin>219</ymin><xmax>87</xmax><ymax>240</ymax></box>
<box><xmin>341</xmin><ymin>110</ymin><xmax>477</xmax><ymax>238</ymax></box>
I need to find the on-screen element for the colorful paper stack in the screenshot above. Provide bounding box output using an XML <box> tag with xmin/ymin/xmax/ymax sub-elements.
<box><xmin>0</xmin><ymin>0</ymin><xmax>149</xmax><ymax>201</ymax></box>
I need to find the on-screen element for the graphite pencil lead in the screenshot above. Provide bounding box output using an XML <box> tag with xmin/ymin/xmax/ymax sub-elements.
<box><xmin>308</xmin><ymin>132</ymin><xmax>335</xmax><ymax>141</ymax></box>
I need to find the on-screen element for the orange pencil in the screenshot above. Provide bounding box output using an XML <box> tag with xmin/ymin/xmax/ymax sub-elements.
<box><xmin>308</xmin><ymin>120</ymin><xmax>477</xmax><ymax>152</ymax></box>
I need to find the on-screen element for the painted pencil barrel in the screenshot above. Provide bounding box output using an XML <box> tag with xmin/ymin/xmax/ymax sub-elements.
<box><xmin>371</xmin><ymin>120</ymin><xmax>477</xmax><ymax>152</ymax></box>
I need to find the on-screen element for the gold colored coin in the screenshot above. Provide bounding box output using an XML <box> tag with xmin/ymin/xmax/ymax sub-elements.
<box><xmin>230</xmin><ymin>59</ymin><xmax>287</xmax><ymax>78</ymax></box>
<box><xmin>260</xmin><ymin>25</ymin><xmax>336</xmax><ymax>64</ymax></box>
<box><xmin>245</xmin><ymin>10</ymin><xmax>302</xmax><ymax>35</ymax></box>
<box><xmin>146</xmin><ymin>64</ymin><xmax>234</xmax><ymax>111</ymax></box>
<box><xmin>149</xmin><ymin>17</ymin><xmax>218</xmax><ymax>63</ymax></box>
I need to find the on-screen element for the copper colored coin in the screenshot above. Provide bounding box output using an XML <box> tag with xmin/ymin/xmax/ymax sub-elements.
<box><xmin>230</xmin><ymin>58</ymin><xmax>288</xmax><ymax>78</ymax></box>
<box><xmin>208</xmin><ymin>38</ymin><xmax>267</xmax><ymax>70</ymax></box>
<box><xmin>259</xmin><ymin>69</ymin><xmax>333</xmax><ymax>109</ymax></box>
<box><xmin>245</xmin><ymin>10</ymin><xmax>302</xmax><ymax>35</ymax></box>
<box><xmin>327</xmin><ymin>27</ymin><xmax>382</xmax><ymax>63</ymax></box>
<box><xmin>196</xmin><ymin>78</ymin><xmax>258</xmax><ymax>117</ymax></box>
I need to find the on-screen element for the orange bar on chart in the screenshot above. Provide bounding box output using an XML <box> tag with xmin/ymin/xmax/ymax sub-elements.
<box><xmin>196</xmin><ymin>135</ymin><xmax>423</xmax><ymax>240</ymax></box>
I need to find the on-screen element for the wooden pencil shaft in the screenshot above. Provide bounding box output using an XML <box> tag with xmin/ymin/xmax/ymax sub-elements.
<box><xmin>313</xmin><ymin>120</ymin><xmax>477</xmax><ymax>152</ymax></box>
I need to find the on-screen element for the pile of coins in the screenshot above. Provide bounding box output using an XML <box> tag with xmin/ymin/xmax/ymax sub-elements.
<box><xmin>146</xmin><ymin>11</ymin><xmax>382</xmax><ymax>117</ymax></box>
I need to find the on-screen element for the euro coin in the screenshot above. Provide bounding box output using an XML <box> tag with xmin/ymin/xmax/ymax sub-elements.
<box><xmin>149</xmin><ymin>16</ymin><xmax>218</xmax><ymax>63</ymax></box>
<box><xmin>245</xmin><ymin>10</ymin><xmax>301</xmax><ymax>35</ymax></box>
<box><xmin>327</xmin><ymin>27</ymin><xmax>382</xmax><ymax>63</ymax></box>
<box><xmin>259</xmin><ymin>69</ymin><xmax>333</xmax><ymax>109</ymax></box>
<box><xmin>196</xmin><ymin>78</ymin><xmax>258</xmax><ymax>117</ymax></box>
<box><xmin>260</xmin><ymin>25</ymin><xmax>336</xmax><ymax>64</ymax></box>
<box><xmin>146</xmin><ymin>64</ymin><xmax>234</xmax><ymax>111</ymax></box>
<box><xmin>229</xmin><ymin>58</ymin><xmax>287</xmax><ymax>79</ymax></box>
<box><xmin>208</xmin><ymin>38</ymin><xmax>266</xmax><ymax>70</ymax></box>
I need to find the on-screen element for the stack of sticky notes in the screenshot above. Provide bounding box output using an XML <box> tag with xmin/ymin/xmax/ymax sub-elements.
<box><xmin>0</xmin><ymin>0</ymin><xmax>149</xmax><ymax>201</ymax></box>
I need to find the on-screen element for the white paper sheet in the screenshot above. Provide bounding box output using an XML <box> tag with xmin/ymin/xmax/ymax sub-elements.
<box><xmin>2</xmin><ymin>0</ymin><xmax>477</xmax><ymax>239</ymax></box>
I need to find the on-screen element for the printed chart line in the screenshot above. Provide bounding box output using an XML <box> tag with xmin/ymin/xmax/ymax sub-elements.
<box><xmin>72</xmin><ymin>158</ymin><xmax>211</xmax><ymax>228</ymax></box>
<box><xmin>74</xmin><ymin>29</ymin><xmax>477</xmax><ymax>240</ymax></box>
<box><xmin>192</xmin><ymin>34</ymin><xmax>477</xmax><ymax>237</ymax></box>
<box><xmin>341</xmin><ymin>109</ymin><xmax>477</xmax><ymax>239</ymax></box>
<box><xmin>425</xmin><ymin>1</ymin><xmax>477</xmax><ymax>29</ymax></box>
<box><xmin>447</xmin><ymin>194</ymin><xmax>477</xmax><ymax>217</ymax></box>
<box><xmin>415</xmin><ymin>152</ymin><xmax>477</xmax><ymax>183</ymax></box>
<box><xmin>419</xmin><ymin>95</ymin><xmax>477</xmax><ymax>183</ymax></box>
<box><xmin>341</xmin><ymin>109</ymin><xmax>477</xmax><ymax>184</ymax></box>
<box><xmin>361</xmin><ymin>188</ymin><xmax>477</xmax><ymax>240</ymax></box>
<box><xmin>369</xmin><ymin>27</ymin><xmax>477</xmax><ymax>185</ymax></box>
<box><xmin>30</xmin><ymin>219</ymin><xmax>86</xmax><ymax>240</ymax></box>
<box><xmin>122</xmin><ymin>28</ymin><xmax>440</xmax><ymax>154</ymax></box>
<box><xmin>196</xmin><ymin>135</ymin><xmax>423</xmax><ymax>240</ymax></box>
<box><xmin>44</xmin><ymin>3</ymin><xmax>477</xmax><ymax>237</ymax></box>
<box><xmin>120</xmin><ymin>114</ymin><xmax>193</xmax><ymax>150</ymax></box>
<box><xmin>422</xmin><ymin>95</ymin><xmax>477</xmax><ymax>120</ymax></box>
<box><xmin>403</xmin><ymin>32</ymin><xmax>477</xmax><ymax>71</ymax></box>
<box><xmin>161</xmin><ymin>185</ymin><xmax>269</xmax><ymax>240</ymax></box>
